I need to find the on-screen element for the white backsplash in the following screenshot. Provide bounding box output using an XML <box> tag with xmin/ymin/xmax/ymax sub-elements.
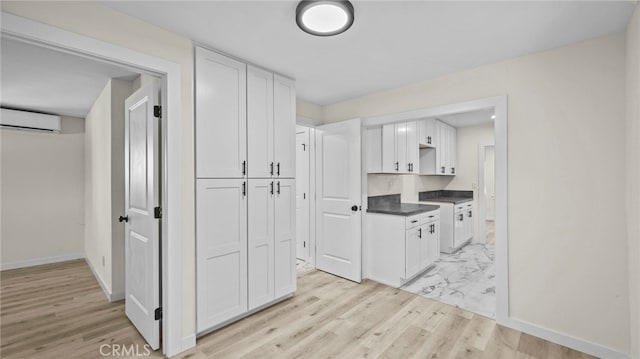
<box><xmin>367</xmin><ymin>174</ymin><xmax>454</xmax><ymax>203</ymax></box>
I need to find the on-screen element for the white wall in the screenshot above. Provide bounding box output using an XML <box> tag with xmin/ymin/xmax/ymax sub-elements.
<box><xmin>1</xmin><ymin>117</ymin><xmax>85</xmax><ymax>268</ymax></box>
<box><xmin>326</xmin><ymin>34</ymin><xmax>629</xmax><ymax>353</ymax></box>
<box><xmin>84</xmin><ymin>78</ymin><xmax>133</xmax><ymax>299</ymax></box>
<box><xmin>84</xmin><ymin>79</ymin><xmax>114</xmax><ymax>294</ymax></box>
<box><xmin>625</xmin><ymin>5</ymin><xmax>640</xmax><ymax>359</ymax></box>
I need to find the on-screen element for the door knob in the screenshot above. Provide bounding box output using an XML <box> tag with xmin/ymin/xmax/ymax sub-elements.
<box><xmin>351</xmin><ymin>205</ymin><xmax>358</xmax><ymax>212</ymax></box>
<box><xmin>118</xmin><ymin>215</ymin><xmax>129</xmax><ymax>223</ymax></box>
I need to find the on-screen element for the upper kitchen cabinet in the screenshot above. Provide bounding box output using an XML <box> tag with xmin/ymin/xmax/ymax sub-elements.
<box><xmin>418</xmin><ymin>118</ymin><xmax>437</xmax><ymax>147</ymax></box>
<box><xmin>247</xmin><ymin>65</ymin><xmax>274</xmax><ymax>178</ymax></box>
<box><xmin>419</xmin><ymin>120</ymin><xmax>457</xmax><ymax>176</ymax></box>
<box><xmin>195</xmin><ymin>47</ymin><xmax>247</xmax><ymax>178</ymax></box>
<box><xmin>273</xmin><ymin>75</ymin><xmax>296</xmax><ymax>178</ymax></box>
<box><xmin>378</xmin><ymin>121</ymin><xmax>419</xmax><ymax>174</ymax></box>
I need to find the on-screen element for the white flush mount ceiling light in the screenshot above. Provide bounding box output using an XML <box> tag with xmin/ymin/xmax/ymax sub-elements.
<box><xmin>296</xmin><ymin>0</ymin><xmax>355</xmax><ymax>36</ymax></box>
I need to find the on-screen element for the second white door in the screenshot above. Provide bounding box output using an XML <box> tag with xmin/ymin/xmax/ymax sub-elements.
<box><xmin>315</xmin><ymin>119</ymin><xmax>362</xmax><ymax>283</ymax></box>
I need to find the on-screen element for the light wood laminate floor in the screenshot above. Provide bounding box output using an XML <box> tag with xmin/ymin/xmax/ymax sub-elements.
<box><xmin>1</xmin><ymin>259</ymin><xmax>594</xmax><ymax>359</ymax></box>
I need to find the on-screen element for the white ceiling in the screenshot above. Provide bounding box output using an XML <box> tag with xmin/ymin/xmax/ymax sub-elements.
<box><xmin>101</xmin><ymin>1</ymin><xmax>635</xmax><ymax>105</ymax></box>
<box><xmin>1</xmin><ymin>37</ymin><xmax>139</xmax><ymax>118</ymax></box>
<box><xmin>436</xmin><ymin>108</ymin><xmax>494</xmax><ymax>128</ymax></box>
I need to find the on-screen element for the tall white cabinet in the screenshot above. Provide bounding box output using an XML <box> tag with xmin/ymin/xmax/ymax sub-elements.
<box><xmin>196</xmin><ymin>46</ymin><xmax>296</xmax><ymax>334</ymax></box>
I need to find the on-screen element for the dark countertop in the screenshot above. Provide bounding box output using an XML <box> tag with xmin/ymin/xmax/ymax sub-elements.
<box><xmin>366</xmin><ymin>194</ymin><xmax>440</xmax><ymax>216</ymax></box>
<box><xmin>419</xmin><ymin>197</ymin><xmax>472</xmax><ymax>204</ymax></box>
<box><xmin>418</xmin><ymin>190</ymin><xmax>473</xmax><ymax>204</ymax></box>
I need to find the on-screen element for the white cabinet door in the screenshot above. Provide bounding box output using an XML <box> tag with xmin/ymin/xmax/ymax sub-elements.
<box><xmin>247</xmin><ymin>179</ymin><xmax>275</xmax><ymax>310</ymax></box>
<box><xmin>273</xmin><ymin>75</ymin><xmax>296</xmax><ymax>178</ymax></box>
<box><xmin>295</xmin><ymin>129</ymin><xmax>310</xmax><ymax>260</ymax></box>
<box><xmin>427</xmin><ymin>221</ymin><xmax>440</xmax><ymax>265</ymax></box>
<box><xmin>406</xmin><ymin>121</ymin><xmax>419</xmax><ymax>173</ymax></box>
<box><xmin>438</xmin><ymin>121</ymin><xmax>449</xmax><ymax>175</ymax></box>
<box><xmin>454</xmin><ymin>210</ymin><xmax>465</xmax><ymax>248</ymax></box>
<box><xmin>247</xmin><ymin>66</ymin><xmax>274</xmax><ymax>178</ymax></box>
<box><xmin>449</xmin><ymin>125</ymin><xmax>457</xmax><ymax>175</ymax></box>
<box><xmin>195</xmin><ymin>47</ymin><xmax>247</xmax><ymax>178</ymax></box>
<box><xmin>196</xmin><ymin>179</ymin><xmax>247</xmax><ymax>332</ymax></box>
<box><xmin>405</xmin><ymin>227</ymin><xmax>421</xmax><ymax>279</ymax></box>
<box><xmin>396</xmin><ymin>122</ymin><xmax>408</xmax><ymax>173</ymax></box>
<box><xmin>275</xmin><ymin>179</ymin><xmax>296</xmax><ymax>297</ymax></box>
<box><xmin>418</xmin><ymin>225</ymin><xmax>430</xmax><ymax>269</ymax></box>
<box><xmin>382</xmin><ymin>123</ymin><xmax>397</xmax><ymax>173</ymax></box>
<box><xmin>419</xmin><ymin>119</ymin><xmax>436</xmax><ymax>147</ymax></box>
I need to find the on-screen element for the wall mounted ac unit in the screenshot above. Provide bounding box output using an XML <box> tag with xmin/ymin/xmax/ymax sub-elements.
<box><xmin>0</xmin><ymin>108</ymin><xmax>61</xmax><ymax>133</ymax></box>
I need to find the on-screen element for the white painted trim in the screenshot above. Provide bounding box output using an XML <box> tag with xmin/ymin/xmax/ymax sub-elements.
<box><xmin>0</xmin><ymin>253</ymin><xmax>84</xmax><ymax>271</ymax></box>
<box><xmin>297</xmin><ymin>115</ymin><xmax>322</xmax><ymax>127</ymax></box>
<box><xmin>363</xmin><ymin>96</ymin><xmax>505</xmax><ymax>127</ymax></box>
<box><xmin>503</xmin><ymin>317</ymin><xmax>629</xmax><ymax>359</ymax></box>
<box><xmin>181</xmin><ymin>334</ymin><xmax>196</xmax><ymax>353</ymax></box>
<box><xmin>85</xmin><ymin>256</ymin><xmax>113</xmax><ymax>302</ymax></box>
<box><xmin>1</xmin><ymin>12</ymin><xmax>188</xmax><ymax>357</ymax></box>
<box><xmin>309</xmin><ymin>128</ymin><xmax>317</xmax><ymax>268</ymax></box>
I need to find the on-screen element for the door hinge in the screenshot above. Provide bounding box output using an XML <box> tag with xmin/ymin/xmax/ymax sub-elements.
<box><xmin>154</xmin><ymin>307</ymin><xmax>162</xmax><ymax>320</ymax></box>
<box><xmin>153</xmin><ymin>105</ymin><xmax>162</xmax><ymax>118</ymax></box>
<box><xmin>154</xmin><ymin>206</ymin><xmax>162</xmax><ymax>219</ymax></box>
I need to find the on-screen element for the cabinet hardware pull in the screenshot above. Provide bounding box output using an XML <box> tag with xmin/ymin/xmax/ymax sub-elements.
<box><xmin>411</xmin><ymin>220</ymin><xmax>418</xmax><ymax>223</ymax></box>
<box><xmin>242</xmin><ymin>182</ymin><xmax>246</xmax><ymax>197</ymax></box>
<box><xmin>270</xmin><ymin>162</ymin><xmax>274</xmax><ymax>176</ymax></box>
<box><xmin>395</xmin><ymin>162</ymin><xmax>399</xmax><ymax>171</ymax></box>
<box><xmin>418</xmin><ymin>228</ymin><xmax>422</xmax><ymax>238</ymax></box>
<box><xmin>242</xmin><ymin>160</ymin><xmax>246</xmax><ymax>176</ymax></box>
<box><xmin>459</xmin><ymin>214</ymin><xmax>463</xmax><ymax>221</ymax></box>
<box><xmin>441</xmin><ymin>166</ymin><xmax>445</xmax><ymax>174</ymax></box>
<box><xmin>270</xmin><ymin>181</ymin><xmax>274</xmax><ymax>195</ymax></box>
<box><xmin>277</xmin><ymin>162</ymin><xmax>280</xmax><ymax>176</ymax></box>
<box><xmin>468</xmin><ymin>211</ymin><xmax>472</xmax><ymax>217</ymax></box>
<box><xmin>277</xmin><ymin>181</ymin><xmax>281</xmax><ymax>194</ymax></box>
<box><xmin>451</xmin><ymin>167</ymin><xmax>455</xmax><ymax>174</ymax></box>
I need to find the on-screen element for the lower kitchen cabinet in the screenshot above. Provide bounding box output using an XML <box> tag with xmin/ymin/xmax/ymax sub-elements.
<box><xmin>421</xmin><ymin>200</ymin><xmax>472</xmax><ymax>253</ymax></box>
<box><xmin>366</xmin><ymin>210</ymin><xmax>440</xmax><ymax>288</ymax></box>
<box><xmin>197</xmin><ymin>178</ymin><xmax>296</xmax><ymax>334</ymax></box>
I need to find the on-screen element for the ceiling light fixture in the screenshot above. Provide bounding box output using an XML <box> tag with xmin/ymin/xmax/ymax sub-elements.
<box><xmin>296</xmin><ymin>0</ymin><xmax>354</xmax><ymax>37</ymax></box>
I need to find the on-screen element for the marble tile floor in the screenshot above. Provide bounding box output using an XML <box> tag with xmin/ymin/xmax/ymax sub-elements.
<box><xmin>401</xmin><ymin>242</ymin><xmax>496</xmax><ymax>319</ymax></box>
<box><xmin>296</xmin><ymin>259</ymin><xmax>315</xmax><ymax>274</ymax></box>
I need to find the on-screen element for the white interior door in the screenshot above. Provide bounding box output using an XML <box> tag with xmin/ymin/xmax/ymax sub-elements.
<box><xmin>295</xmin><ymin>128</ymin><xmax>310</xmax><ymax>260</ymax></box>
<box><xmin>124</xmin><ymin>81</ymin><xmax>161</xmax><ymax>350</ymax></box>
<box><xmin>315</xmin><ymin>119</ymin><xmax>362</xmax><ymax>283</ymax></box>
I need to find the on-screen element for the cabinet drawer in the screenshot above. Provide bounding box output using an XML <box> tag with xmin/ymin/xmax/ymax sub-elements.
<box><xmin>406</xmin><ymin>214</ymin><xmax>421</xmax><ymax>229</ymax></box>
<box><xmin>420</xmin><ymin>210</ymin><xmax>440</xmax><ymax>223</ymax></box>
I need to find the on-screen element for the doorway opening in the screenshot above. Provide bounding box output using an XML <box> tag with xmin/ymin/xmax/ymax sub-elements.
<box><xmin>0</xmin><ymin>26</ymin><xmax>168</xmax><ymax>356</ymax></box>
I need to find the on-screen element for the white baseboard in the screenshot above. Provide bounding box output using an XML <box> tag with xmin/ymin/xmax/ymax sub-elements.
<box><xmin>85</xmin><ymin>257</ymin><xmax>114</xmax><ymax>302</ymax></box>
<box><xmin>181</xmin><ymin>334</ymin><xmax>196</xmax><ymax>353</ymax></box>
<box><xmin>0</xmin><ymin>253</ymin><xmax>84</xmax><ymax>271</ymax></box>
<box><xmin>110</xmin><ymin>292</ymin><xmax>125</xmax><ymax>302</ymax></box>
<box><xmin>502</xmin><ymin>317</ymin><xmax>628</xmax><ymax>359</ymax></box>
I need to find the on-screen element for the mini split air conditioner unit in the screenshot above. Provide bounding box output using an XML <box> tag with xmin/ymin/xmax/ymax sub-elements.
<box><xmin>0</xmin><ymin>108</ymin><xmax>61</xmax><ymax>133</ymax></box>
